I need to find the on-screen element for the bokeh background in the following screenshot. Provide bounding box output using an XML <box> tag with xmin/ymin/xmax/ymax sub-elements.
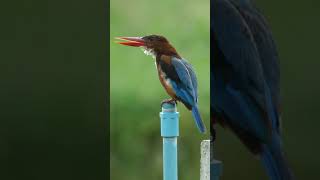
<box><xmin>110</xmin><ymin>0</ymin><xmax>210</xmax><ymax>180</ymax></box>
<box><xmin>1</xmin><ymin>0</ymin><xmax>108</xmax><ymax>179</ymax></box>
<box><xmin>214</xmin><ymin>0</ymin><xmax>320</xmax><ymax>180</ymax></box>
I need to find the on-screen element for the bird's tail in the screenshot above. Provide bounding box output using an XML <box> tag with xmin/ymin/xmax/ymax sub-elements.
<box><xmin>261</xmin><ymin>134</ymin><xmax>294</xmax><ymax>180</ymax></box>
<box><xmin>191</xmin><ymin>105</ymin><xmax>206</xmax><ymax>133</ymax></box>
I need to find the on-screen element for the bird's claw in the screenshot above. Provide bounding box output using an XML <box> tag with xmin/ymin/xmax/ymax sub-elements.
<box><xmin>161</xmin><ymin>99</ymin><xmax>177</xmax><ymax>107</ymax></box>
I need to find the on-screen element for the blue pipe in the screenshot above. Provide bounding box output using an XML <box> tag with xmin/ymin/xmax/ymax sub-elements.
<box><xmin>211</xmin><ymin>160</ymin><xmax>223</xmax><ymax>180</ymax></box>
<box><xmin>211</xmin><ymin>141</ymin><xmax>223</xmax><ymax>180</ymax></box>
<box><xmin>160</xmin><ymin>102</ymin><xmax>179</xmax><ymax>180</ymax></box>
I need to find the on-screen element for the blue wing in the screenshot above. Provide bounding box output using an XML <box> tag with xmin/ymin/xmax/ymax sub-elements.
<box><xmin>212</xmin><ymin>0</ymin><xmax>293</xmax><ymax>179</ymax></box>
<box><xmin>180</xmin><ymin>58</ymin><xmax>198</xmax><ymax>102</ymax></box>
<box><xmin>170</xmin><ymin>57</ymin><xmax>197</xmax><ymax>106</ymax></box>
<box><xmin>170</xmin><ymin>57</ymin><xmax>206</xmax><ymax>133</ymax></box>
<box><xmin>212</xmin><ymin>0</ymin><xmax>277</xmax><ymax>141</ymax></box>
<box><xmin>229</xmin><ymin>0</ymin><xmax>281</xmax><ymax>131</ymax></box>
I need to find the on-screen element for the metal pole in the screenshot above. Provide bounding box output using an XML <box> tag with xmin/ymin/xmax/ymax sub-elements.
<box><xmin>160</xmin><ymin>102</ymin><xmax>179</xmax><ymax>180</ymax></box>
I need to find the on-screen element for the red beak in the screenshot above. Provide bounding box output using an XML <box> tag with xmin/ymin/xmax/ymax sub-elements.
<box><xmin>115</xmin><ymin>37</ymin><xmax>145</xmax><ymax>47</ymax></box>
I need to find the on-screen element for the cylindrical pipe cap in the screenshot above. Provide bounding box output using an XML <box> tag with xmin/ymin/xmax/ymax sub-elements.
<box><xmin>160</xmin><ymin>102</ymin><xmax>179</xmax><ymax>137</ymax></box>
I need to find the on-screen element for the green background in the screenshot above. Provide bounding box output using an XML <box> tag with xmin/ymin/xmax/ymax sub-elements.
<box><xmin>1</xmin><ymin>0</ymin><xmax>108</xmax><ymax>179</ymax></box>
<box><xmin>110</xmin><ymin>0</ymin><xmax>210</xmax><ymax>180</ymax></box>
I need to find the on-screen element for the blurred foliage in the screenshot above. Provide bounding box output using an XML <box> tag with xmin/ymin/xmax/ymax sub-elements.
<box><xmin>110</xmin><ymin>0</ymin><xmax>210</xmax><ymax>180</ymax></box>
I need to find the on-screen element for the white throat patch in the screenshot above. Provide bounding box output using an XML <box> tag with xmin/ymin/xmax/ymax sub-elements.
<box><xmin>141</xmin><ymin>47</ymin><xmax>156</xmax><ymax>59</ymax></box>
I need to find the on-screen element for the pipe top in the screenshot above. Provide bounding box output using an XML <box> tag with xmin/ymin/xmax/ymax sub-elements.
<box><xmin>161</xmin><ymin>102</ymin><xmax>177</xmax><ymax>112</ymax></box>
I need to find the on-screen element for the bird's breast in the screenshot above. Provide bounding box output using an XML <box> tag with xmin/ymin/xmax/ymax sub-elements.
<box><xmin>156</xmin><ymin>63</ymin><xmax>176</xmax><ymax>98</ymax></box>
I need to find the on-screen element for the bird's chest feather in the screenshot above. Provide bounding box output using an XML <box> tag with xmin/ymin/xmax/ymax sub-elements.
<box><xmin>156</xmin><ymin>58</ymin><xmax>178</xmax><ymax>98</ymax></box>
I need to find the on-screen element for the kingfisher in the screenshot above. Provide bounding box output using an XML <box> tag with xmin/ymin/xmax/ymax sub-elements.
<box><xmin>211</xmin><ymin>0</ymin><xmax>293</xmax><ymax>179</ymax></box>
<box><xmin>116</xmin><ymin>35</ymin><xmax>206</xmax><ymax>133</ymax></box>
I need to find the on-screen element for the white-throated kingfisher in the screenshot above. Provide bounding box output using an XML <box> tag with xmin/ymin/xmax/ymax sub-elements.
<box><xmin>212</xmin><ymin>0</ymin><xmax>293</xmax><ymax>179</ymax></box>
<box><xmin>116</xmin><ymin>35</ymin><xmax>206</xmax><ymax>133</ymax></box>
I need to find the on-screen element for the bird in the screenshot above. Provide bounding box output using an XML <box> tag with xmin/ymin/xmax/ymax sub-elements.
<box><xmin>115</xmin><ymin>35</ymin><xmax>206</xmax><ymax>133</ymax></box>
<box><xmin>211</xmin><ymin>0</ymin><xmax>294</xmax><ymax>179</ymax></box>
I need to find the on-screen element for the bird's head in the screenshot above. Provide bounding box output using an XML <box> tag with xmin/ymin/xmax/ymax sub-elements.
<box><xmin>115</xmin><ymin>35</ymin><xmax>180</xmax><ymax>58</ymax></box>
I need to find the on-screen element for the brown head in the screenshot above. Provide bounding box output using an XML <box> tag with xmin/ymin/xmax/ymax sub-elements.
<box><xmin>115</xmin><ymin>35</ymin><xmax>180</xmax><ymax>58</ymax></box>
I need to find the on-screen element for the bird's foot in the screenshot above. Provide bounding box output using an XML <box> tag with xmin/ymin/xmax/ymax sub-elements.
<box><xmin>161</xmin><ymin>99</ymin><xmax>177</xmax><ymax>107</ymax></box>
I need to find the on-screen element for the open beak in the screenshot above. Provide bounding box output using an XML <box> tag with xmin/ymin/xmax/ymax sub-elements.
<box><xmin>115</xmin><ymin>37</ymin><xmax>145</xmax><ymax>47</ymax></box>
